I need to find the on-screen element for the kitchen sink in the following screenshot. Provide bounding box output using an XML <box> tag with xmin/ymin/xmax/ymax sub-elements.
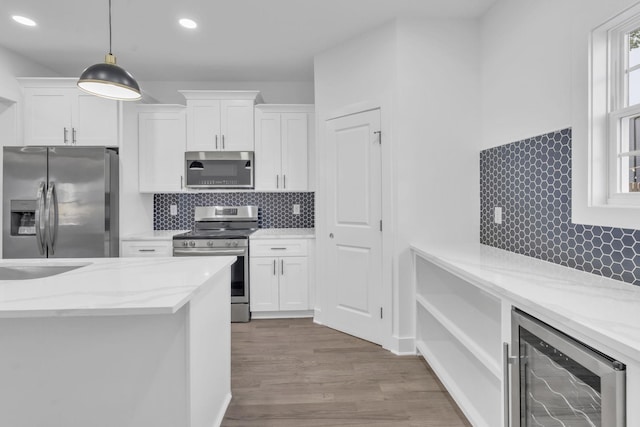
<box><xmin>0</xmin><ymin>264</ymin><xmax>89</xmax><ymax>280</ymax></box>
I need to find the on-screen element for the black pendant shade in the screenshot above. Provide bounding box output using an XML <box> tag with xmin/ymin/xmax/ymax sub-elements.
<box><xmin>77</xmin><ymin>0</ymin><xmax>141</xmax><ymax>101</ymax></box>
<box><xmin>78</xmin><ymin>54</ymin><xmax>141</xmax><ymax>101</ymax></box>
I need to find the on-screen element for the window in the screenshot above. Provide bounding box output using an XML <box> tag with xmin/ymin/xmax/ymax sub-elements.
<box><xmin>609</xmin><ymin>22</ymin><xmax>640</xmax><ymax>201</ymax></box>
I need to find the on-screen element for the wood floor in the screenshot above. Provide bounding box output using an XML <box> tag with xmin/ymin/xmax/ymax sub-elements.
<box><xmin>222</xmin><ymin>318</ymin><xmax>471</xmax><ymax>427</ymax></box>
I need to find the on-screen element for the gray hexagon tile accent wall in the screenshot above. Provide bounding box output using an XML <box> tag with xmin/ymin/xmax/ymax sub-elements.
<box><xmin>481</xmin><ymin>128</ymin><xmax>640</xmax><ymax>286</ymax></box>
<box><xmin>154</xmin><ymin>192</ymin><xmax>314</xmax><ymax>230</ymax></box>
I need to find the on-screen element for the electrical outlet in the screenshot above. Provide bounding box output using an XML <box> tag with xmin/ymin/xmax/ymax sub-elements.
<box><xmin>292</xmin><ymin>204</ymin><xmax>301</xmax><ymax>215</ymax></box>
<box><xmin>494</xmin><ymin>207</ymin><xmax>502</xmax><ymax>224</ymax></box>
<box><xmin>170</xmin><ymin>205</ymin><xmax>178</xmax><ymax>216</ymax></box>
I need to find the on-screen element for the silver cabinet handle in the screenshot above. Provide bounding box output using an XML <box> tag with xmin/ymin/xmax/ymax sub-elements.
<box><xmin>276</xmin><ymin>175</ymin><xmax>279</xmax><ymax>189</ymax></box>
<box><xmin>35</xmin><ymin>182</ymin><xmax>46</xmax><ymax>255</ymax></box>
<box><xmin>138</xmin><ymin>249</ymin><xmax>156</xmax><ymax>252</ymax></box>
<box><xmin>281</xmin><ymin>259</ymin><xmax>284</xmax><ymax>275</ymax></box>
<box><xmin>222</xmin><ymin>134</ymin><xmax>225</xmax><ymax>149</ymax></box>
<box><xmin>273</xmin><ymin>259</ymin><xmax>276</xmax><ymax>276</ymax></box>
<box><xmin>72</xmin><ymin>127</ymin><xmax>77</xmax><ymax>145</ymax></box>
<box><xmin>215</xmin><ymin>134</ymin><xmax>218</xmax><ymax>149</ymax></box>
<box><xmin>283</xmin><ymin>174</ymin><xmax>286</xmax><ymax>189</ymax></box>
<box><xmin>181</xmin><ymin>175</ymin><xmax>183</xmax><ymax>189</ymax></box>
<box><xmin>270</xmin><ymin>247</ymin><xmax>287</xmax><ymax>250</ymax></box>
<box><xmin>63</xmin><ymin>127</ymin><xmax>68</xmax><ymax>144</ymax></box>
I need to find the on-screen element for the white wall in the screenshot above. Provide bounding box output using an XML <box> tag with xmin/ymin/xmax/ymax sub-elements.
<box><xmin>140</xmin><ymin>80</ymin><xmax>314</xmax><ymax>104</ymax></box>
<box><xmin>314</xmin><ymin>18</ymin><xmax>481</xmax><ymax>353</ymax></box>
<box><xmin>481</xmin><ymin>0</ymin><xmax>573</xmax><ymax>149</ymax></box>
<box><xmin>395</xmin><ymin>18</ymin><xmax>481</xmax><ymax>348</ymax></box>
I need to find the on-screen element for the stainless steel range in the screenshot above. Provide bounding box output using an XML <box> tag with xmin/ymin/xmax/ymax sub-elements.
<box><xmin>172</xmin><ymin>206</ymin><xmax>258</xmax><ymax>322</ymax></box>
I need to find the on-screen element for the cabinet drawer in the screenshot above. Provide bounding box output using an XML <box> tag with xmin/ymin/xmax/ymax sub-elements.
<box><xmin>121</xmin><ymin>241</ymin><xmax>173</xmax><ymax>257</ymax></box>
<box><xmin>250</xmin><ymin>239</ymin><xmax>308</xmax><ymax>257</ymax></box>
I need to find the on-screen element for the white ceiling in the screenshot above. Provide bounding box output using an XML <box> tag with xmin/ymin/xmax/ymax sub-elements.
<box><xmin>0</xmin><ymin>0</ymin><xmax>497</xmax><ymax>82</ymax></box>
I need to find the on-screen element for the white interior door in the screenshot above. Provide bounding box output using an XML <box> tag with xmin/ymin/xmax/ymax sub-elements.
<box><xmin>325</xmin><ymin>109</ymin><xmax>382</xmax><ymax>345</ymax></box>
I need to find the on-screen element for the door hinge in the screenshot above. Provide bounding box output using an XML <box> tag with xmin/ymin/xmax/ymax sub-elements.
<box><xmin>380</xmin><ymin>307</ymin><xmax>383</xmax><ymax>319</ymax></box>
<box><xmin>374</xmin><ymin>130</ymin><xmax>381</xmax><ymax>144</ymax></box>
<box><xmin>379</xmin><ymin>220</ymin><xmax>382</xmax><ymax>232</ymax></box>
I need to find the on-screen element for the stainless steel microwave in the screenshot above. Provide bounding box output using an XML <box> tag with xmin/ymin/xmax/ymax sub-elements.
<box><xmin>185</xmin><ymin>151</ymin><xmax>254</xmax><ymax>189</ymax></box>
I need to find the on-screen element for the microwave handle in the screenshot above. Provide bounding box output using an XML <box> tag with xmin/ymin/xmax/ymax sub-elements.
<box><xmin>215</xmin><ymin>134</ymin><xmax>218</xmax><ymax>149</ymax></box>
<box><xmin>222</xmin><ymin>134</ymin><xmax>225</xmax><ymax>149</ymax></box>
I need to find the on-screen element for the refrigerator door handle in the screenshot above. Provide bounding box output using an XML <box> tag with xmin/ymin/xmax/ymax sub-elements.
<box><xmin>35</xmin><ymin>182</ymin><xmax>46</xmax><ymax>255</ymax></box>
<box><xmin>45</xmin><ymin>182</ymin><xmax>59</xmax><ymax>255</ymax></box>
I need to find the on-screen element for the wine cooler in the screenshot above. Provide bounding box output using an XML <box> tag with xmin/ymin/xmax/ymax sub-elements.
<box><xmin>509</xmin><ymin>308</ymin><xmax>626</xmax><ymax>426</ymax></box>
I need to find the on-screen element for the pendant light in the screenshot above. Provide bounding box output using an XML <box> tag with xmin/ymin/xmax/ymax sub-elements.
<box><xmin>77</xmin><ymin>0</ymin><xmax>141</xmax><ymax>101</ymax></box>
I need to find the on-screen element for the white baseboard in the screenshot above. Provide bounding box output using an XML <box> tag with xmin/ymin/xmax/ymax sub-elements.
<box><xmin>251</xmin><ymin>310</ymin><xmax>314</xmax><ymax>320</ymax></box>
<box><xmin>386</xmin><ymin>335</ymin><xmax>416</xmax><ymax>356</ymax></box>
<box><xmin>213</xmin><ymin>392</ymin><xmax>232</xmax><ymax>427</ymax></box>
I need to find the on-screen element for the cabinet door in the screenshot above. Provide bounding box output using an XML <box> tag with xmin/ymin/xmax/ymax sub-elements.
<box><xmin>138</xmin><ymin>111</ymin><xmax>186</xmax><ymax>192</ymax></box>
<box><xmin>250</xmin><ymin>257</ymin><xmax>280</xmax><ymax>312</ymax></box>
<box><xmin>221</xmin><ymin>100</ymin><xmax>254</xmax><ymax>151</ymax></box>
<box><xmin>186</xmin><ymin>101</ymin><xmax>221</xmax><ymax>151</ymax></box>
<box><xmin>74</xmin><ymin>93</ymin><xmax>119</xmax><ymax>146</ymax></box>
<box><xmin>254</xmin><ymin>111</ymin><xmax>282</xmax><ymax>190</ymax></box>
<box><xmin>281</xmin><ymin>113</ymin><xmax>308</xmax><ymax>191</ymax></box>
<box><xmin>279</xmin><ymin>257</ymin><xmax>309</xmax><ymax>311</ymax></box>
<box><xmin>23</xmin><ymin>88</ymin><xmax>73</xmax><ymax>146</ymax></box>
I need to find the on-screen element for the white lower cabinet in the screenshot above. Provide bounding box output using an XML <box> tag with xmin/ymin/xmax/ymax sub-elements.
<box><xmin>121</xmin><ymin>240</ymin><xmax>173</xmax><ymax>257</ymax></box>
<box><xmin>250</xmin><ymin>239</ymin><xmax>310</xmax><ymax>315</ymax></box>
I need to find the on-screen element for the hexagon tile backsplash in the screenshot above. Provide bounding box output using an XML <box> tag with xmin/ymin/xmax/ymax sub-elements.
<box><xmin>481</xmin><ymin>128</ymin><xmax>640</xmax><ymax>286</ymax></box>
<box><xmin>154</xmin><ymin>192</ymin><xmax>314</xmax><ymax>230</ymax></box>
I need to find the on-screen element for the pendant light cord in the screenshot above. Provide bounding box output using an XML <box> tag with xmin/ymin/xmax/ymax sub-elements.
<box><xmin>108</xmin><ymin>0</ymin><xmax>112</xmax><ymax>55</ymax></box>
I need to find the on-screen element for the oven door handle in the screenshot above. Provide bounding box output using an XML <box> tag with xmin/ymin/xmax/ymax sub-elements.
<box><xmin>173</xmin><ymin>248</ymin><xmax>246</xmax><ymax>256</ymax></box>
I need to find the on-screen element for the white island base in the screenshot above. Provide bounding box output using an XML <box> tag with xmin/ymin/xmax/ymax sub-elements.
<box><xmin>0</xmin><ymin>257</ymin><xmax>233</xmax><ymax>427</ymax></box>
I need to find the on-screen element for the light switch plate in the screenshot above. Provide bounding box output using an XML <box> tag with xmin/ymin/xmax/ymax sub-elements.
<box><xmin>293</xmin><ymin>204</ymin><xmax>301</xmax><ymax>215</ymax></box>
<box><xmin>170</xmin><ymin>205</ymin><xmax>178</xmax><ymax>216</ymax></box>
<box><xmin>494</xmin><ymin>207</ymin><xmax>502</xmax><ymax>224</ymax></box>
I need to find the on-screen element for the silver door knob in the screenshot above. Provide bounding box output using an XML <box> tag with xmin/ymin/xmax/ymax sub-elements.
<box><xmin>329</xmin><ymin>233</ymin><xmax>334</xmax><ymax>239</ymax></box>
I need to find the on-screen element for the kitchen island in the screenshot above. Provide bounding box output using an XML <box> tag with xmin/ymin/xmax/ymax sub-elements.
<box><xmin>0</xmin><ymin>256</ymin><xmax>234</xmax><ymax>427</ymax></box>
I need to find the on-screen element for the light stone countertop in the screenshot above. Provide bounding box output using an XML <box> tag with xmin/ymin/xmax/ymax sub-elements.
<box><xmin>121</xmin><ymin>230</ymin><xmax>189</xmax><ymax>241</ymax></box>
<box><xmin>0</xmin><ymin>256</ymin><xmax>235</xmax><ymax>318</ymax></box>
<box><xmin>411</xmin><ymin>242</ymin><xmax>640</xmax><ymax>362</ymax></box>
<box><xmin>250</xmin><ymin>228</ymin><xmax>315</xmax><ymax>239</ymax></box>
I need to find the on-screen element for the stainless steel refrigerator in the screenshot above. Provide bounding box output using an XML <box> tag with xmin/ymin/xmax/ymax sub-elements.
<box><xmin>3</xmin><ymin>146</ymin><xmax>119</xmax><ymax>259</ymax></box>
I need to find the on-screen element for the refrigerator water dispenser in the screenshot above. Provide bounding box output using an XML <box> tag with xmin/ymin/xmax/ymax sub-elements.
<box><xmin>10</xmin><ymin>200</ymin><xmax>36</xmax><ymax>236</ymax></box>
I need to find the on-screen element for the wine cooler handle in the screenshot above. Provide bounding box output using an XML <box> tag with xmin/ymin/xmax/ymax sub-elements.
<box><xmin>503</xmin><ymin>342</ymin><xmax>517</xmax><ymax>427</ymax></box>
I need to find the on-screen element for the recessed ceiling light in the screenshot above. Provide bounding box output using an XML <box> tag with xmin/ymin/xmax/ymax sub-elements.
<box><xmin>179</xmin><ymin>18</ymin><xmax>197</xmax><ymax>29</ymax></box>
<box><xmin>12</xmin><ymin>15</ymin><xmax>37</xmax><ymax>27</ymax></box>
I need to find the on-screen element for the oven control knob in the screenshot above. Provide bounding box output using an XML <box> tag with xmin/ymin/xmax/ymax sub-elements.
<box><xmin>182</xmin><ymin>241</ymin><xmax>188</xmax><ymax>247</ymax></box>
<box><xmin>232</xmin><ymin>241</ymin><xmax>239</xmax><ymax>247</ymax></box>
<box><xmin>189</xmin><ymin>241</ymin><xmax>196</xmax><ymax>247</ymax></box>
<box><xmin>225</xmin><ymin>241</ymin><xmax>231</xmax><ymax>247</ymax></box>
<box><xmin>207</xmin><ymin>241</ymin><xmax>214</xmax><ymax>247</ymax></box>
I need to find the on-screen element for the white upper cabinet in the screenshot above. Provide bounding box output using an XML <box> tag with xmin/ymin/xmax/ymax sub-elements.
<box><xmin>180</xmin><ymin>90</ymin><xmax>260</xmax><ymax>152</ymax></box>
<box><xmin>137</xmin><ymin>105</ymin><xmax>186</xmax><ymax>193</ymax></box>
<box><xmin>255</xmin><ymin>105</ymin><xmax>314</xmax><ymax>191</ymax></box>
<box><xmin>19</xmin><ymin>78</ymin><xmax>119</xmax><ymax>146</ymax></box>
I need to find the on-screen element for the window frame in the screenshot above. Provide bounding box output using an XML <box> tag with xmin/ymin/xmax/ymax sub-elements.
<box><xmin>605</xmin><ymin>12</ymin><xmax>640</xmax><ymax>205</ymax></box>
